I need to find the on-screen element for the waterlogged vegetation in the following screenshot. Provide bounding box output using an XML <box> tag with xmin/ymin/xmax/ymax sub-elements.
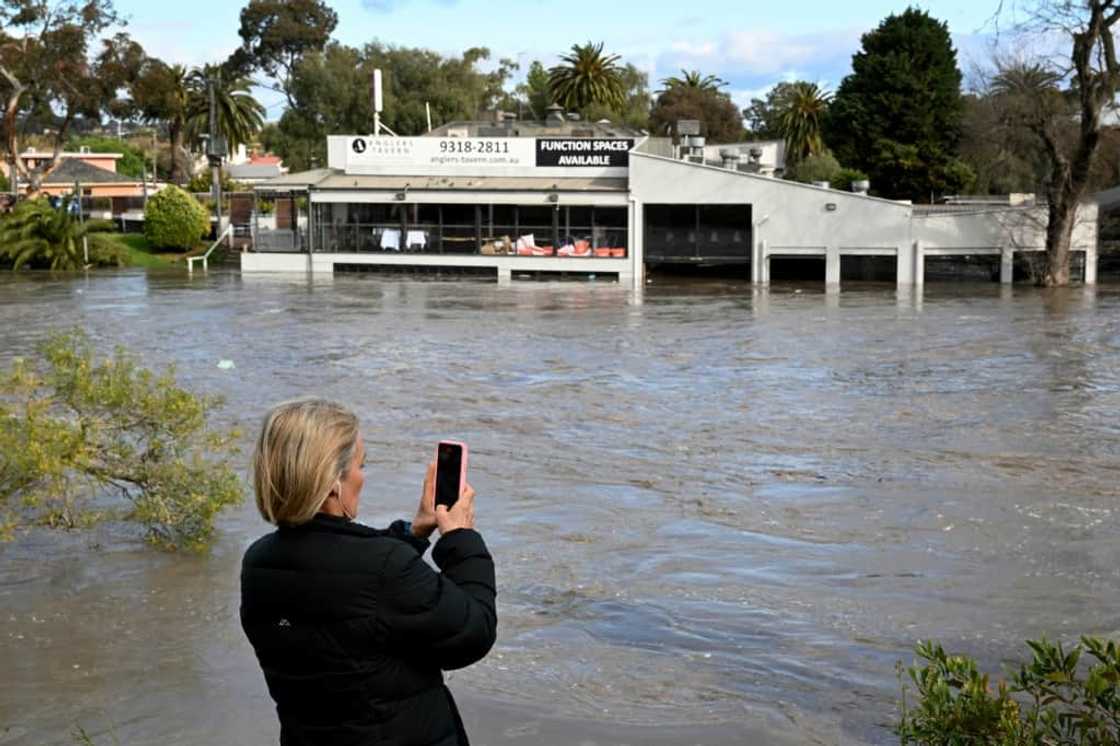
<box><xmin>0</xmin><ymin>331</ymin><xmax>243</xmax><ymax>551</ymax></box>
<box><xmin>898</xmin><ymin>637</ymin><xmax>1120</xmax><ymax>744</ymax></box>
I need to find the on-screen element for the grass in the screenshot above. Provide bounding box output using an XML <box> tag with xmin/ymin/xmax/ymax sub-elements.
<box><xmin>104</xmin><ymin>233</ymin><xmax>202</xmax><ymax>269</ymax></box>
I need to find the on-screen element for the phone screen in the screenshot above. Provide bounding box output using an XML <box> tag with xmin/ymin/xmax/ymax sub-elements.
<box><xmin>435</xmin><ymin>442</ymin><xmax>463</xmax><ymax>509</ymax></box>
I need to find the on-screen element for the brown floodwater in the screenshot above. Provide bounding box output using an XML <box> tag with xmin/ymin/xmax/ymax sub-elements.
<box><xmin>1</xmin><ymin>270</ymin><xmax>1118</xmax><ymax>745</ymax></box>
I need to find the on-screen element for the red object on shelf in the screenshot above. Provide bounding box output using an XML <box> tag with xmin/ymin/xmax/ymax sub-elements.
<box><xmin>532</xmin><ymin>246</ymin><xmax>554</xmax><ymax>256</ymax></box>
<box><xmin>593</xmin><ymin>247</ymin><xmax>612</xmax><ymax>258</ymax></box>
<box><xmin>610</xmin><ymin>248</ymin><xmax>626</xmax><ymax>258</ymax></box>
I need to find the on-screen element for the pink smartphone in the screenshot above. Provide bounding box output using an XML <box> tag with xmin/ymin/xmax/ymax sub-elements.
<box><xmin>434</xmin><ymin>440</ymin><xmax>468</xmax><ymax>509</ymax></box>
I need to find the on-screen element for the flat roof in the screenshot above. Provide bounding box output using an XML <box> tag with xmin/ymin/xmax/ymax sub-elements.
<box><xmin>20</xmin><ymin>151</ymin><xmax>123</xmax><ymax>159</ymax></box>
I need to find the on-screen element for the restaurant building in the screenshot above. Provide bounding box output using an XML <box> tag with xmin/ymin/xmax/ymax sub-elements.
<box><xmin>245</xmin><ymin>117</ymin><xmax>1099</xmax><ymax>288</ymax></box>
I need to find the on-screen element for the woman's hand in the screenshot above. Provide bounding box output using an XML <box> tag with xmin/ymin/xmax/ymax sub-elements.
<box><xmin>411</xmin><ymin>461</ymin><xmax>439</xmax><ymax>539</ymax></box>
<box><xmin>435</xmin><ymin>480</ymin><xmax>475</xmax><ymax>535</ymax></box>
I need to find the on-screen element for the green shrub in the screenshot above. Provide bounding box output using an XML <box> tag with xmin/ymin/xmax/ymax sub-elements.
<box><xmin>0</xmin><ymin>199</ymin><xmax>124</xmax><ymax>270</ymax></box>
<box><xmin>0</xmin><ymin>330</ymin><xmax>243</xmax><ymax>550</ymax></box>
<box><xmin>144</xmin><ymin>186</ymin><xmax>208</xmax><ymax>250</ymax></box>
<box><xmin>786</xmin><ymin>151</ymin><xmax>842</xmax><ymax>184</ymax></box>
<box><xmin>832</xmin><ymin>167</ymin><xmax>870</xmax><ymax>192</ymax></box>
<box><xmin>186</xmin><ymin>170</ymin><xmax>244</xmax><ymax>194</ymax></box>
<box><xmin>67</xmin><ymin>135</ymin><xmax>148</xmax><ymax>179</ymax></box>
<box><xmin>898</xmin><ymin>637</ymin><xmax>1120</xmax><ymax>745</ymax></box>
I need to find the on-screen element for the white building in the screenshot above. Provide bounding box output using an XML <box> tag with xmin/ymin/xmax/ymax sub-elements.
<box><xmin>244</xmin><ymin>126</ymin><xmax>1099</xmax><ymax>289</ymax></box>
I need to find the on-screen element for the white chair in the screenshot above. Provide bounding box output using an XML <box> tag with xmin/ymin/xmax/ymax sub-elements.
<box><xmin>380</xmin><ymin>228</ymin><xmax>401</xmax><ymax>251</ymax></box>
<box><xmin>406</xmin><ymin>230</ymin><xmax>427</xmax><ymax>251</ymax></box>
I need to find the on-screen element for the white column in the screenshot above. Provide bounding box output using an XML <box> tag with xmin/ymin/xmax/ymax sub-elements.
<box><xmin>497</xmin><ymin>265</ymin><xmax>512</xmax><ymax>285</ymax></box>
<box><xmin>895</xmin><ymin>245</ymin><xmax>913</xmax><ymax>286</ymax></box>
<box><xmin>913</xmin><ymin>240</ymin><xmax>925</xmax><ymax>287</ymax></box>
<box><xmin>1085</xmin><ymin>246</ymin><xmax>1098</xmax><ymax>285</ymax></box>
<box><xmin>1000</xmin><ymin>247</ymin><xmax>1014</xmax><ymax>284</ymax></box>
<box><xmin>759</xmin><ymin>240</ymin><xmax>770</xmax><ymax>285</ymax></box>
<box><xmin>629</xmin><ymin>200</ymin><xmax>644</xmax><ymax>289</ymax></box>
<box><xmin>825</xmin><ymin>246</ymin><xmax>841</xmax><ymax>290</ymax></box>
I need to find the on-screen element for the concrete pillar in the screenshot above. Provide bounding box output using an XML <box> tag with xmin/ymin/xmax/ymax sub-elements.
<box><xmin>759</xmin><ymin>241</ymin><xmax>770</xmax><ymax>284</ymax></box>
<box><xmin>896</xmin><ymin>246</ymin><xmax>913</xmax><ymax>286</ymax></box>
<box><xmin>629</xmin><ymin>200</ymin><xmax>645</xmax><ymax>290</ymax></box>
<box><xmin>913</xmin><ymin>240</ymin><xmax>925</xmax><ymax>287</ymax></box>
<box><xmin>1085</xmin><ymin>246</ymin><xmax>1098</xmax><ymax>285</ymax></box>
<box><xmin>497</xmin><ymin>266</ymin><xmax>512</xmax><ymax>285</ymax></box>
<box><xmin>751</xmin><ymin>238</ymin><xmax>762</xmax><ymax>283</ymax></box>
<box><xmin>825</xmin><ymin>246</ymin><xmax>841</xmax><ymax>290</ymax></box>
<box><xmin>1000</xmin><ymin>247</ymin><xmax>1014</xmax><ymax>284</ymax></box>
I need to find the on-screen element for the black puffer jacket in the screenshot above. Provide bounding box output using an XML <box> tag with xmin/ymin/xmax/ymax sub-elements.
<box><xmin>240</xmin><ymin>514</ymin><xmax>497</xmax><ymax>746</ymax></box>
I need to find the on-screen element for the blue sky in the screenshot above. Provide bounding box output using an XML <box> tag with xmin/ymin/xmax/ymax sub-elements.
<box><xmin>116</xmin><ymin>0</ymin><xmax>1002</xmax><ymax>118</ymax></box>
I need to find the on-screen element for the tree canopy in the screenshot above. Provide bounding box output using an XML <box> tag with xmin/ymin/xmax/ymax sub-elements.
<box><xmin>231</xmin><ymin>0</ymin><xmax>337</xmax><ymax>106</ymax></box>
<box><xmin>548</xmin><ymin>42</ymin><xmax>625</xmax><ymax>112</ymax></box>
<box><xmin>826</xmin><ymin>7</ymin><xmax>970</xmax><ymax>200</ymax></box>
<box><xmin>650</xmin><ymin>83</ymin><xmax>743</xmax><ymax>143</ymax></box>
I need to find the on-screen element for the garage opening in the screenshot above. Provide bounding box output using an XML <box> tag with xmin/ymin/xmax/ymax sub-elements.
<box><xmin>769</xmin><ymin>256</ymin><xmax>825</xmax><ymax>283</ymax></box>
<box><xmin>923</xmin><ymin>255</ymin><xmax>1001</xmax><ymax>283</ymax></box>
<box><xmin>841</xmin><ymin>255</ymin><xmax>897</xmax><ymax>283</ymax></box>
<box><xmin>644</xmin><ymin>203</ymin><xmax>752</xmax><ymax>265</ymax></box>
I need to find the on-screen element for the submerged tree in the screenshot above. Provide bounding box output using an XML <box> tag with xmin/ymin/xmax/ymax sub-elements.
<box><xmin>0</xmin><ymin>330</ymin><xmax>243</xmax><ymax>550</ymax></box>
<box><xmin>0</xmin><ymin>199</ymin><xmax>125</xmax><ymax>270</ymax></box>
<box><xmin>991</xmin><ymin>1</ymin><xmax>1120</xmax><ymax>286</ymax></box>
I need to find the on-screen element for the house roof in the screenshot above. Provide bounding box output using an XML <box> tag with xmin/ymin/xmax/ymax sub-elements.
<box><xmin>229</xmin><ymin>163</ymin><xmax>283</xmax><ymax>179</ymax></box>
<box><xmin>42</xmin><ymin>158</ymin><xmax>139</xmax><ymax>185</ymax></box>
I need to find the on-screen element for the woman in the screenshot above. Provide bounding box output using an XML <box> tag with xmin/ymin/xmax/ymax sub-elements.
<box><xmin>240</xmin><ymin>398</ymin><xmax>497</xmax><ymax>746</ymax></box>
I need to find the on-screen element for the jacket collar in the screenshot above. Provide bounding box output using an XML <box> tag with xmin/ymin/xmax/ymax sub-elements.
<box><xmin>282</xmin><ymin>513</ymin><xmax>384</xmax><ymax>538</ymax></box>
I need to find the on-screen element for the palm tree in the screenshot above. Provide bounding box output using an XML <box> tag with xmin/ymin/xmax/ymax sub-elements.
<box><xmin>548</xmin><ymin>42</ymin><xmax>626</xmax><ymax>111</ymax></box>
<box><xmin>0</xmin><ymin>199</ymin><xmax>121</xmax><ymax>270</ymax></box>
<box><xmin>659</xmin><ymin>69</ymin><xmax>727</xmax><ymax>93</ymax></box>
<box><xmin>185</xmin><ymin>65</ymin><xmax>266</xmax><ymax>155</ymax></box>
<box><xmin>777</xmin><ymin>82</ymin><xmax>832</xmax><ymax>164</ymax></box>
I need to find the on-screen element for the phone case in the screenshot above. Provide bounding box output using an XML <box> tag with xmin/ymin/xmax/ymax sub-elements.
<box><xmin>436</xmin><ymin>440</ymin><xmax>468</xmax><ymax>505</ymax></box>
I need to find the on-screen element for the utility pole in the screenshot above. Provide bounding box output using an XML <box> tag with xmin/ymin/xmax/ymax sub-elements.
<box><xmin>207</xmin><ymin>77</ymin><xmax>226</xmax><ymax>245</ymax></box>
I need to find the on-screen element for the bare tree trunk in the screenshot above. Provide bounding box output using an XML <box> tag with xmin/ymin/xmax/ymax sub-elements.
<box><xmin>1</xmin><ymin>65</ymin><xmax>27</xmax><ymax>196</ymax></box>
<box><xmin>1044</xmin><ymin>199</ymin><xmax>1075</xmax><ymax>285</ymax></box>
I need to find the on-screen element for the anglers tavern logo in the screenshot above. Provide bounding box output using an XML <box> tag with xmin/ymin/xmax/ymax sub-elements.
<box><xmin>352</xmin><ymin>138</ymin><xmax>367</xmax><ymax>154</ymax></box>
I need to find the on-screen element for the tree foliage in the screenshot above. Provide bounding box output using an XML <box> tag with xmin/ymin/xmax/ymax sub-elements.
<box><xmin>273</xmin><ymin>42</ymin><xmax>516</xmax><ymax>171</ymax></box>
<box><xmin>67</xmin><ymin>134</ymin><xmax>147</xmax><ymax>178</ymax></box>
<box><xmin>898</xmin><ymin>637</ymin><xmax>1120</xmax><ymax>744</ymax></box>
<box><xmin>826</xmin><ymin>7</ymin><xmax>968</xmax><ymax>201</ymax></box>
<box><xmin>0</xmin><ymin>330</ymin><xmax>243</xmax><ymax>550</ymax></box>
<box><xmin>784</xmin><ymin>151</ymin><xmax>842</xmax><ymax>184</ymax></box>
<box><xmin>517</xmin><ymin>60</ymin><xmax>552</xmax><ymax>120</ymax></box>
<box><xmin>143</xmin><ymin>185</ymin><xmax>208</xmax><ymax>250</ymax></box>
<box><xmin>0</xmin><ymin>0</ymin><xmax>124</xmax><ymax>191</ymax></box>
<box><xmin>743</xmin><ymin>82</ymin><xmax>803</xmax><ymax>140</ymax></box>
<box><xmin>660</xmin><ymin>69</ymin><xmax>728</xmax><ymax>93</ymax></box>
<box><xmin>548</xmin><ymin>42</ymin><xmax>625</xmax><ymax>111</ymax></box>
<box><xmin>231</xmin><ymin>0</ymin><xmax>337</xmax><ymax>106</ymax></box>
<box><xmin>184</xmin><ymin>64</ymin><xmax>265</xmax><ymax>153</ymax></box>
<box><xmin>987</xmin><ymin>0</ymin><xmax>1120</xmax><ymax>285</ymax></box>
<box><xmin>578</xmin><ymin>63</ymin><xmax>651</xmax><ymax>130</ymax></box>
<box><xmin>0</xmin><ymin>198</ymin><xmax>125</xmax><ymax>270</ymax></box>
<box><xmin>650</xmin><ymin>84</ymin><xmax>744</xmax><ymax>142</ymax></box>
<box><xmin>777</xmin><ymin>81</ymin><xmax>832</xmax><ymax>164</ymax></box>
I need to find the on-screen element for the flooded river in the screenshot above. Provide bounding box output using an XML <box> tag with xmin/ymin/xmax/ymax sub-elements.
<box><xmin>1</xmin><ymin>270</ymin><xmax>1118</xmax><ymax>745</ymax></box>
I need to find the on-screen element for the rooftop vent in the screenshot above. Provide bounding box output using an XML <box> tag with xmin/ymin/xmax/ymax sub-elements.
<box><xmin>851</xmin><ymin>180</ymin><xmax>870</xmax><ymax>195</ymax></box>
<box><xmin>545</xmin><ymin>104</ymin><xmax>565</xmax><ymax>127</ymax></box>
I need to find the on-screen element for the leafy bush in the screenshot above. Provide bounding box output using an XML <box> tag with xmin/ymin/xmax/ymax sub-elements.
<box><xmin>0</xmin><ymin>330</ymin><xmax>243</xmax><ymax>550</ymax></box>
<box><xmin>786</xmin><ymin>151</ymin><xmax>842</xmax><ymax>184</ymax></box>
<box><xmin>898</xmin><ymin>637</ymin><xmax>1120</xmax><ymax>745</ymax></box>
<box><xmin>832</xmin><ymin>167</ymin><xmax>870</xmax><ymax>192</ymax></box>
<box><xmin>0</xmin><ymin>198</ymin><xmax>124</xmax><ymax>270</ymax></box>
<box><xmin>144</xmin><ymin>186</ymin><xmax>208</xmax><ymax>250</ymax></box>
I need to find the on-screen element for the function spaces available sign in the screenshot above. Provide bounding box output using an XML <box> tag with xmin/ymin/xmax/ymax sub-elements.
<box><xmin>535</xmin><ymin>138</ymin><xmax>634</xmax><ymax>168</ymax></box>
<box><xmin>334</xmin><ymin>135</ymin><xmax>635</xmax><ymax>177</ymax></box>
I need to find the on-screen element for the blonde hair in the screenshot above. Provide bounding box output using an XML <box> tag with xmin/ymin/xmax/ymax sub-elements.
<box><xmin>252</xmin><ymin>398</ymin><xmax>360</xmax><ymax>526</ymax></box>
